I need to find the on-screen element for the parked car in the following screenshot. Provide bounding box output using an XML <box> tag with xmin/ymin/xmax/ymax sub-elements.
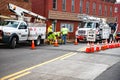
<box><xmin>115</xmin><ymin>32</ymin><xmax>120</xmax><ymax>42</ymax></box>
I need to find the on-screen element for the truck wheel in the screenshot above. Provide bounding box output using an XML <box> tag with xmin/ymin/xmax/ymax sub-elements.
<box><xmin>35</xmin><ymin>37</ymin><xmax>41</xmax><ymax>46</ymax></box>
<box><xmin>9</xmin><ymin>37</ymin><xmax>17</xmax><ymax>49</ymax></box>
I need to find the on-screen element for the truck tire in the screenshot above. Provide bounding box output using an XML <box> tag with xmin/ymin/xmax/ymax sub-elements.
<box><xmin>9</xmin><ymin>37</ymin><xmax>17</xmax><ymax>49</ymax></box>
<box><xmin>35</xmin><ymin>37</ymin><xmax>41</xmax><ymax>46</ymax></box>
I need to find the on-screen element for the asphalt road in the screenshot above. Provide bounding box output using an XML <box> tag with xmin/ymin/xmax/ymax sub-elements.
<box><xmin>0</xmin><ymin>43</ymin><xmax>120</xmax><ymax>80</ymax></box>
<box><xmin>95</xmin><ymin>61</ymin><xmax>120</xmax><ymax>80</ymax></box>
<box><xmin>0</xmin><ymin>43</ymin><xmax>85</xmax><ymax>78</ymax></box>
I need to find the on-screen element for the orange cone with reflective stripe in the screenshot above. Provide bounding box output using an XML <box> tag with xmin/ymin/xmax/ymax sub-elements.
<box><xmin>101</xmin><ymin>42</ymin><xmax>105</xmax><ymax>50</ymax></box>
<box><xmin>118</xmin><ymin>41</ymin><xmax>120</xmax><ymax>47</ymax></box>
<box><xmin>105</xmin><ymin>39</ymin><xmax>109</xmax><ymax>49</ymax></box>
<box><xmin>91</xmin><ymin>42</ymin><xmax>95</xmax><ymax>53</ymax></box>
<box><xmin>85</xmin><ymin>42</ymin><xmax>91</xmax><ymax>53</ymax></box>
<box><xmin>31</xmin><ymin>40</ymin><xmax>35</xmax><ymax>49</ymax></box>
<box><xmin>96</xmin><ymin>42</ymin><xmax>100</xmax><ymax>52</ymax></box>
<box><xmin>54</xmin><ymin>39</ymin><xmax>59</xmax><ymax>47</ymax></box>
<box><xmin>74</xmin><ymin>38</ymin><xmax>78</xmax><ymax>45</ymax></box>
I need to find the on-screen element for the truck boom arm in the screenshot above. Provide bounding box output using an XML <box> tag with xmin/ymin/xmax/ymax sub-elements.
<box><xmin>8</xmin><ymin>3</ymin><xmax>46</xmax><ymax>20</ymax></box>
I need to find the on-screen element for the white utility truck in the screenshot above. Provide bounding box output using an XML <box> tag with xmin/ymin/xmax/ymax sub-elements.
<box><xmin>76</xmin><ymin>14</ymin><xmax>112</xmax><ymax>42</ymax></box>
<box><xmin>0</xmin><ymin>3</ymin><xmax>46</xmax><ymax>48</ymax></box>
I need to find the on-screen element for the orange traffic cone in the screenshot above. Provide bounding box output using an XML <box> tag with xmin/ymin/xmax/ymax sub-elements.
<box><xmin>115</xmin><ymin>41</ymin><xmax>118</xmax><ymax>48</ymax></box>
<box><xmin>31</xmin><ymin>40</ymin><xmax>35</xmax><ymax>49</ymax></box>
<box><xmin>109</xmin><ymin>42</ymin><xmax>112</xmax><ymax>49</ymax></box>
<box><xmin>96</xmin><ymin>42</ymin><xmax>100</xmax><ymax>52</ymax></box>
<box><xmin>85</xmin><ymin>42</ymin><xmax>91</xmax><ymax>53</ymax></box>
<box><xmin>54</xmin><ymin>39</ymin><xmax>59</xmax><ymax>47</ymax></box>
<box><xmin>91</xmin><ymin>42</ymin><xmax>95</xmax><ymax>53</ymax></box>
<box><xmin>116</xmin><ymin>41</ymin><xmax>119</xmax><ymax>48</ymax></box>
<box><xmin>101</xmin><ymin>42</ymin><xmax>105</xmax><ymax>50</ymax></box>
<box><xmin>74</xmin><ymin>38</ymin><xmax>78</xmax><ymax>45</ymax></box>
<box><xmin>111</xmin><ymin>41</ymin><xmax>115</xmax><ymax>48</ymax></box>
<box><xmin>106</xmin><ymin>40</ymin><xmax>109</xmax><ymax>49</ymax></box>
<box><xmin>118</xmin><ymin>41</ymin><xmax>120</xmax><ymax>47</ymax></box>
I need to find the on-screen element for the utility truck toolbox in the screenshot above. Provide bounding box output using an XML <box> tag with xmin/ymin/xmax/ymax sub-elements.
<box><xmin>28</xmin><ymin>23</ymin><xmax>46</xmax><ymax>40</ymax></box>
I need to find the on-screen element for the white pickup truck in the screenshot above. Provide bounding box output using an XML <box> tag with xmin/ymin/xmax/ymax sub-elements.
<box><xmin>0</xmin><ymin>20</ymin><xmax>46</xmax><ymax>48</ymax></box>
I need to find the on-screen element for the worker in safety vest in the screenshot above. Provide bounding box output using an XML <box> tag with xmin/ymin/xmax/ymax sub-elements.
<box><xmin>54</xmin><ymin>31</ymin><xmax>63</xmax><ymax>44</ymax></box>
<box><xmin>61</xmin><ymin>26</ymin><xmax>68</xmax><ymax>44</ymax></box>
<box><xmin>47</xmin><ymin>25</ymin><xmax>56</xmax><ymax>44</ymax></box>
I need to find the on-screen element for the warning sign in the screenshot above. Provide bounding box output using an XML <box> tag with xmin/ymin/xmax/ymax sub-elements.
<box><xmin>87</xmin><ymin>30</ymin><xmax>96</xmax><ymax>41</ymax></box>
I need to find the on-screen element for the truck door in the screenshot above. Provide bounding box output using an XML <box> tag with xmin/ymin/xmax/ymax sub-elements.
<box><xmin>18</xmin><ymin>22</ymin><xmax>28</xmax><ymax>41</ymax></box>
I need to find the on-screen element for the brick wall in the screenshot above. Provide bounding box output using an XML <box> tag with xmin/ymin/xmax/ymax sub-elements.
<box><xmin>0</xmin><ymin>0</ymin><xmax>31</xmax><ymax>17</ymax></box>
<box><xmin>31</xmin><ymin>0</ymin><xmax>45</xmax><ymax>16</ymax></box>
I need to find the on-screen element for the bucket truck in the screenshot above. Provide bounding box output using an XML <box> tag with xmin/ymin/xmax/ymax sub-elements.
<box><xmin>0</xmin><ymin>3</ymin><xmax>46</xmax><ymax>48</ymax></box>
<box><xmin>76</xmin><ymin>14</ymin><xmax>113</xmax><ymax>42</ymax></box>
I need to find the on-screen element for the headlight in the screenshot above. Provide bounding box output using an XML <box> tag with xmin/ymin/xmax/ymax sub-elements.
<box><xmin>4</xmin><ymin>32</ymin><xmax>11</xmax><ymax>36</ymax></box>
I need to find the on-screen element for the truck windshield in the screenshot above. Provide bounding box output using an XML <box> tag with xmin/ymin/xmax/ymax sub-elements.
<box><xmin>85</xmin><ymin>22</ymin><xmax>93</xmax><ymax>28</ymax></box>
<box><xmin>2</xmin><ymin>21</ymin><xmax>19</xmax><ymax>28</ymax></box>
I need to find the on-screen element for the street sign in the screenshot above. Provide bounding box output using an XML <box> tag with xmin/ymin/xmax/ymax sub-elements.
<box><xmin>87</xmin><ymin>29</ymin><xmax>96</xmax><ymax>41</ymax></box>
<box><xmin>102</xmin><ymin>27</ymin><xmax>111</xmax><ymax>39</ymax></box>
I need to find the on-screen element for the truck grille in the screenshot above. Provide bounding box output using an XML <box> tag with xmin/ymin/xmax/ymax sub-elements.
<box><xmin>78</xmin><ymin>30</ymin><xmax>86</xmax><ymax>35</ymax></box>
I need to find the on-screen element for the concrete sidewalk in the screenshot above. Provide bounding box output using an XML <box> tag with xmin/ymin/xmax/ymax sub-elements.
<box><xmin>19</xmin><ymin>49</ymin><xmax>120</xmax><ymax>80</ymax></box>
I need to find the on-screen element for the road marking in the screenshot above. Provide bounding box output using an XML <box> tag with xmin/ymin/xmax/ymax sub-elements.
<box><xmin>77</xmin><ymin>47</ymin><xmax>86</xmax><ymax>52</ymax></box>
<box><xmin>8</xmin><ymin>71</ymin><xmax>31</xmax><ymax>80</ymax></box>
<box><xmin>60</xmin><ymin>52</ymin><xmax>77</xmax><ymax>60</ymax></box>
<box><xmin>0</xmin><ymin>52</ymin><xmax>75</xmax><ymax>80</ymax></box>
<box><xmin>0</xmin><ymin>71</ymin><xmax>28</xmax><ymax>80</ymax></box>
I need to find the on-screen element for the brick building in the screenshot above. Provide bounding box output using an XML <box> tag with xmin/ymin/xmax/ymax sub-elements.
<box><xmin>0</xmin><ymin>0</ymin><xmax>31</xmax><ymax>17</ymax></box>
<box><xmin>32</xmin><ymin>0</ymin><xmax>116</xmax><ymax>39</ymax></box>
<box><xmin>0</xmin><ymin>0</ymin><xmax>116</xmax><ymax>39</ymax></box>
<box><xmin>115</xmin><ymin>3</ymin><xmax>120</xmax><ymax>32</ymax></box>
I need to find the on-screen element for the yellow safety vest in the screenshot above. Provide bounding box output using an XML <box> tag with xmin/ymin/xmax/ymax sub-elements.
<box><xmin>61</xmin><ymin>28</ymin><xmax>68</xmax><ymax>35</ymax></box>
<box><xmin>47</xmin><ymin>26</ymin><xmax>53</xmax><ymax>33</ymax></box>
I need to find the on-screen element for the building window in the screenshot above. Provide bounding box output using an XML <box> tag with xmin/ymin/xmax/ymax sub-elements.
<box><xmin>99</xmin><ymin>4</ymin><xmax>102</xmax><ymax>16</ymax></box>
<box><xmin>86</xmin><ymin>1</ymin><xmax>90</xmax><ymax>14</ymax></box>
<box><xmin>92</xmin><ymin>2</ymin><xmax>96</xmax><ymax>15</ymax></box>
<box><xmin>71</xmin><ymin>0</ymin><xmax>75</xmax><ymax>12</ymax></box>
<box><xmin>61</xmin><ymin>23</ymin><xmax>74</xmax><ymax>32</ymax></box>
<box><xmin>110</xmin><ymin>6</ymin><xmax>113</xmax><ymax>16</ymax></box>
<box><xmin>80</xmin><ymin>0</ymin><xmax>83</xmax><ymax>13</ymax></box>
<box><xmin>24</xmin><ymin>0</ymin><xmax>29</xmax><ymax>2</ymax></box>
<box><xmin>53</xmin><ymin>0</ymin><xmax>57</xmax><ymax>10</ymax></box>
<box><xmin>62</xmin><ymin>0</ymin><xmax>66</xmax><ymax>11</ymax></box>
<box><xmin>115</xmin><ymin>7</ymin><xmax>118</xmax><ymax>13</ymax></box>
<box><xmin>104</xmin><ymin>5</ymin><xmax>107</xmax><ymax>16</ymax></box>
